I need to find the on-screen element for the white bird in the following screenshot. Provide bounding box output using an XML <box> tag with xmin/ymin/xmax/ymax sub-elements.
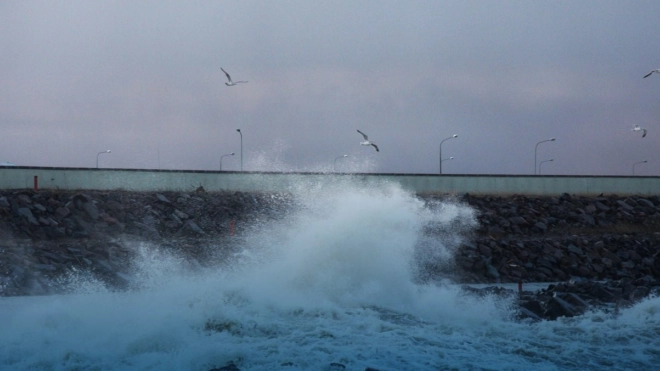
<box><xmin>643</xmin><ymin>69</ymin><xmax>660</xmax><ymax>78</ymax></box>
<box><xmin>221</xmin><ymin>68</ymin><xmax>248</xmax><ymax>86</ymax></box>
<box><xmin>357</xmin><ymin>130</ymin><xmax>379</xmax><ymax>152</ymax></box>
<box><xmin>632</xmin><ymin>125</ymin><xmax>647</xmax><ymax>138</ymax></box>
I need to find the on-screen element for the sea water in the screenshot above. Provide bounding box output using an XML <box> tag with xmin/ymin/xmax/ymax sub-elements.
<box><xmin>1</xmin><ymin>180</ymin><xmax>659</xmax><ymax>370</ymax></box>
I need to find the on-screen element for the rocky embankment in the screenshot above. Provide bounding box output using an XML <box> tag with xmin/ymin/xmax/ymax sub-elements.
<box><xmin>1</xmin><ymin>189</ymin><xmax>660</xmax><ymax>321</ymax></box>
<box><xmin>0</xmin><ymin>189</ymin><xmax>293</xmax><ymax>296</ymax></box>
<box><xmin>439</xmin><ymin>193</ymin><xmax>660</xmax><ymax>283</ymax></box>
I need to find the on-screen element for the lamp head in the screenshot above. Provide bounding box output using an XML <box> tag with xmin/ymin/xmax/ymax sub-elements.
<box><xmin>230</xmin><ymin>152</ymin><xmax>235</xmax><ymax>155</ymax></box>
<box><xmin>453</xmin><ymin>134</ymin><xmax>458</xmax><ymax>138</ymax></box>
<box><xmin>236</xmin><ymin>129</ymin><xmax>241</xmax><ymax>132</ymax></box>
<box><xmin>550</xmin><ymin>138</ymin><xmax>555</xmax><ymax>141</ymax></box>
<box><xmin>106</xmin><ymin>150</ymin><xmax>111</xmax><ymax>153</ymax></box>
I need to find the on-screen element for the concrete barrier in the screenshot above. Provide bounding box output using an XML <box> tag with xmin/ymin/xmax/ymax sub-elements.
<box><xmin>0</xmin><ymin>166</ymin><xmax>658</xmax><ymax>195</ymax></box>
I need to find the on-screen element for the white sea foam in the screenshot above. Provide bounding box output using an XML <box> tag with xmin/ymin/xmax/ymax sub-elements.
<box><xmin>1</xmin><ymin>179</ymin><xmax>658</xmax><ymax>370</ymax></box>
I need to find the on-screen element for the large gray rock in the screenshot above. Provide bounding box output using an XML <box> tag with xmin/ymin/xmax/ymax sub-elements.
<box><xmin>594</xmin><ymin>201</ymin><xmax>610</xmax><ymax>211</ymax></box>
<box><xmin>82</xmin><ymin>202</ymin><xmax>99</xmax><ymax>220</ymax></box>
<box><xmin>567</xmin><ymin>244</ymin><xmax>583</xmax><ymax>256</ymax></box>
<box><xmin>173</xmin><ymin>209</ymin><xmax>189</xmax><ymax>220</ymax></box>
<box><xmin>543</xmin><ymin>295</ymin><xmax>583</xmax><ymax>320</ymax></box>
<box><xmin>616</xmin><ymin>200</ymin><xmax>634</xmax><ymax>211</ymax></box>
<box><xmin>584</xmin><ymin>204</ymin><xmax>597</xmax><ymax>214</ymax></box>
<box><xmin>17</xmin><ymin>194</ymin><xmax>32</xmax><ymax>205</ymax></box>
<box><xmin>580</xmin><ymin>214</ymin><xmax>596</xmax><ymax>225</ymax></box>
<box><xmin>509</xmin><ymin>216</ymin><xmax>528</xmax><ymax>225</ymax></box>
<box><xmin>18</xmin><ymin>208</ymin><xmax>39</xmax><ymax>225</ymax></box>
<box><xmin>181</xmin><ymin>220</ymin><xmax>207</xmax><ymax>236</ymax></box>
<box><xmin>637</xmin><ymin>198</ymin><xmax>655</xmax><ymax>208</ymax></box>
<box><xmin>486</xmin><ymin>263</ymin><xmax>500</xmax><ymax>279</ymax></box>
<box><xmin>156</xmin><ymin>193</ymin><xmax>171</xmax><ymax>204</ymax></box>
<box><xmin>534</xmin><ymin>222</ymin><xmax>547</xmax><ymax>230</ymax></box>
<box><xmin>55</xmin><ymin>206</ymin><xmax>71</xmax><ymax>218</ymax></box>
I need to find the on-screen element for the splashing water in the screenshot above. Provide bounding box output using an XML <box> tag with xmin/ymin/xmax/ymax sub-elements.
<box><xmin>1</xmin><ymin>180</ymin><xmax>659</xmax><ymax>370</ymax></box>
<box><xmin>245</xmin><ymin>139</ymin><xmax>378</xmax><ymax>173</ymax></box>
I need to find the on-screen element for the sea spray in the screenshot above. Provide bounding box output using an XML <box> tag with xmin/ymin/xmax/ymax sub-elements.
<box><xmin>2</xmin><ymin>179</ymin><xmax>658</xmax><ymax>370</ymax></box>
<box><xmin>226</xmin><ymin>179</ymin><xmax>479</xmax><ymax>313</ymax></box>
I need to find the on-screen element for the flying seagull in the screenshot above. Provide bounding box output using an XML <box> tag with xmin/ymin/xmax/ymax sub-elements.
<box><xmin>632</xmin><ymin>125</ymin><xmax>647</xmax><ymax>138</ymax></box>
<box><xmin>644</xmin><ymin>69</ymin><xmax>660</xmax><ymax>78</ymax></box>
<box><xmin>221</xmin><ymin>68</ymin><xmax>248</xmax><ymax>86</ymax></box>
<box><xmin>357</xmin><ymin>130</ymin><xmax>379</xmax><ymax>152</ymax></box>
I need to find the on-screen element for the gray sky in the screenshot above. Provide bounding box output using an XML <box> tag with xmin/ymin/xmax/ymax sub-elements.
<box><xmin>2</xmin><ymin>0</ymin><xmax>660</xmax><ymax>175</ymax></box>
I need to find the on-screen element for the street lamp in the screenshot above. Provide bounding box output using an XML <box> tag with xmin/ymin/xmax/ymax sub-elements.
<box><xmin>220</xmin><ymin>152</ymin><xmax>234</xmax><ymax>171</ymax></box>
<box><xmin>538</xmin><ymin>158</ymin><xmax>554</xmax><ymax>175</ymax></box>
<box><xmin>236</xmin><ymin>129</ymin><xmax>243</xmax><ymax>171</ymax></box>
<box><xmin>534</xmin><ymin>138</ymin><xmax>555</xmax><ymax>175</ymax></box>
<box><xmin>96</xmin><ymin>150</ymin><xmax>111</xmax><ymax>168</ymax></box>
<box><xmin>334</xmin><ymin>154</ymin><xmax>348</xmax><ymax>172</ymax></box>
<box><xmin>439</xmin><ymin>134</ymin><xmax>458</xmax><ymax>175</ymax></box>
<box><xmin>633</xmin><ymin>160</ymin><xmax>648</xmax><ymax>176</ymax></box>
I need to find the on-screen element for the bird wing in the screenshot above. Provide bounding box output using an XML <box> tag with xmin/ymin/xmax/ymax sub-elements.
<box><xmin>357</xmin><ymin>130</ymin><xmax>368</xmax><ymax>140</ymax></box>
<box><xmin>643</xmin><ymin>129</ymin><xmax>647</xmax><ymax>138</ymax></box>
<box><xmin>644</xmin><ymin>72</ymin><xmax>653</xmax><ymax>78</ymax></box>
<box><xmin>371</xmin><ymin>143</ymin><xmax>379</xmax><ymax>152</ymax></box>
<box><xmin>221</xmin><ymin>68</ymin><xmax>232</xmax><ymax>82</ymax></box>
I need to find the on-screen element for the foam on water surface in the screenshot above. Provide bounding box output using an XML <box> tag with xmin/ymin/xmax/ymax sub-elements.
<box><xmin>1</xmin><ymin>179</ymin><xmax>659</xmax><ymax>370</ymax></box>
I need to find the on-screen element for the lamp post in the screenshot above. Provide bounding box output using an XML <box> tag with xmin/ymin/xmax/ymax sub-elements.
<box><xmin>236</xmin><ymin>129</ymin><xmax>243</xmax><ymax>171</ymax></box>
<box><xmin>534</xmin><ymin>138</ymin><xmax>555</xmax><ymax>175</ymax></box>
<box><xmin>334</xmin><ymin>154</ymin><xmax>348</xmax><ymax>172</ymax></box>
<box><xmin>220</xmin><ymin>152</ymin><xmax>234</xmax><ymax>171</ymax></box>
<box><xmin>633</xmin><ymin>160</ymin><xmax>648</xmax><ymax>176</ymax></box>
<box><xmin>96</xmin><ymin>150</ymin><xmax>111</xmax><ymax>168</ymax></box>
<box><xmin>538</xmin><ymin>158</ymin><xmax>554</xmax><ymax>175</ymax></box>
<box><xmin>439</xmin><ymin>134</ymin><xmax>458</xmax><ymax>175</ymax></box>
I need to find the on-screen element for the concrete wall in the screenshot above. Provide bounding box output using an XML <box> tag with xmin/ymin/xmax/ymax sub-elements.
<box><xmin>1</xmin><ymin>166</ymin><xmax>658</xmax><ymax>195</ymax></box>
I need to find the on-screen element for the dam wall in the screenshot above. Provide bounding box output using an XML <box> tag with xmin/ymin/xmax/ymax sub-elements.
<box><xmin>0</xmin><ymin>166</ymin><xmax>658</xmax><ymax>196</ymax></box>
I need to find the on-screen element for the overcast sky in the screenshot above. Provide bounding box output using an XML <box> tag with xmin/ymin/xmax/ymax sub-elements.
<box><xmin>2</xmin><ymin>1</ymin><xmax>660</xmax><ymax>175</ymax></box>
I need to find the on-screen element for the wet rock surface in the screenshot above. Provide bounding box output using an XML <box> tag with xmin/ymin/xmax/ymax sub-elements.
<box><xmin>1</xmin><ymin>189</ymin><xmax>659</xmax><ymax>321</ymax></box>
<box><xmin>463</xmin><ymin>276</ymin><xmax>660</xmax><ymax>321</ymax></box>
